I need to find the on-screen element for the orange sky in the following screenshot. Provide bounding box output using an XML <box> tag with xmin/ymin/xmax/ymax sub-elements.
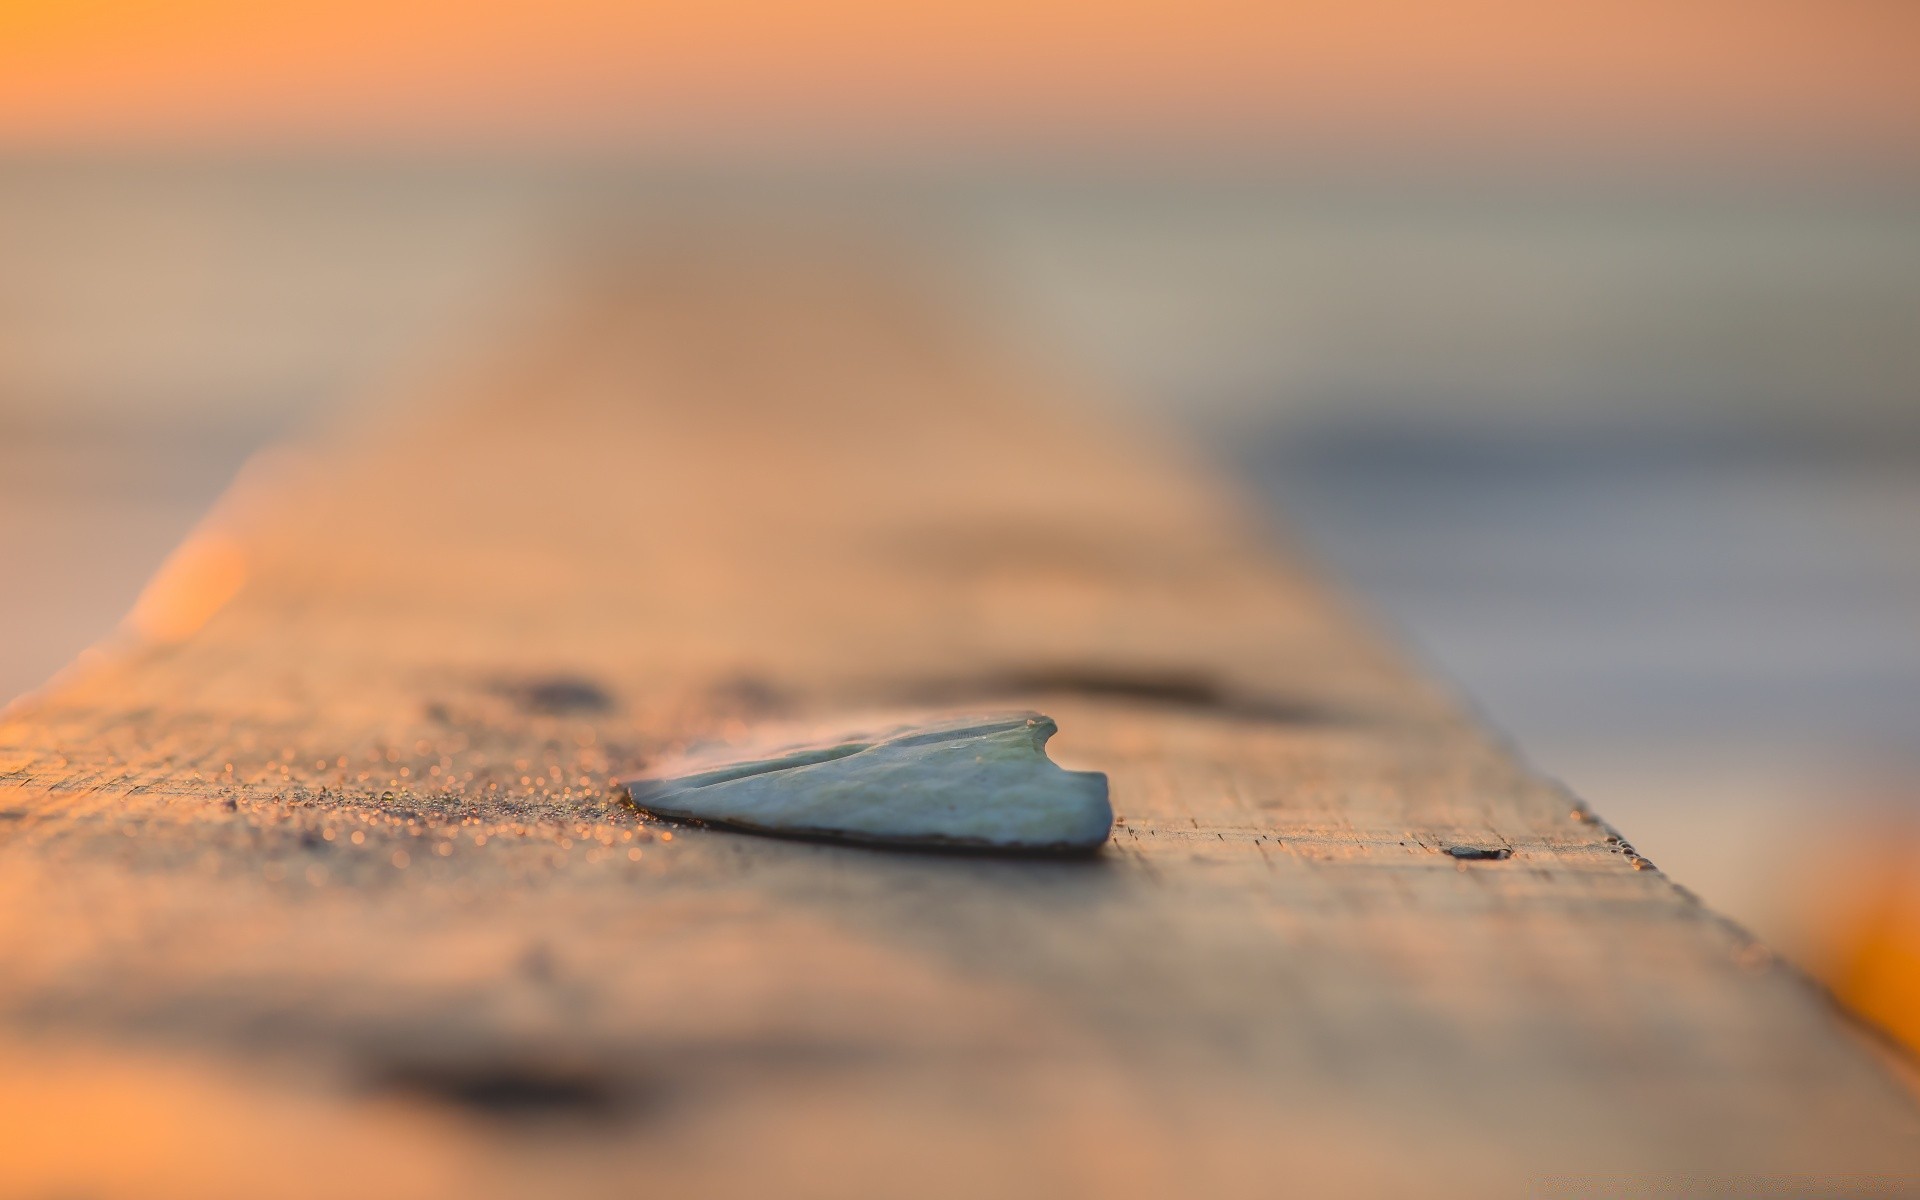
<box><xmin>2</xmin><ymin>0</ymin><xmax>1917</xmax><ymax>157</ymax></box>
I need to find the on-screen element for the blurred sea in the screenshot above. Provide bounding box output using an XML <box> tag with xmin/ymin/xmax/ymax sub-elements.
<box><xmin>3</xmin><ymin>160</ymin><xmax>1917</xmax><ymax>969</ymax></box>
<box><xmin>1237</xmin><ymin>425</ymin><xmax>1920</xmax><ymax>951</ymax></box>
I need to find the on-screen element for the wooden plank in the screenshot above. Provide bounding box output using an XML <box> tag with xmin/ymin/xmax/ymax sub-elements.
<box><xmin>2</xmin><ymin>235</ymin><xmax>1916</xmax><ymax>1198</ymax></box>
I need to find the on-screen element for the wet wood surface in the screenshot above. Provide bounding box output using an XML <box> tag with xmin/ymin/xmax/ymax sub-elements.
<box><xmin>2</xmin><ymin>238</ymin><xmax>1917</xmax><ymax>1198</ymax></box>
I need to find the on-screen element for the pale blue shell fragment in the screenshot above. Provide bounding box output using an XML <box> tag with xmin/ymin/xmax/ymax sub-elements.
<box><xmin>623</xmin><ymin>712</ymin><xmax>1111</xmax><ymax>853</ymax></box>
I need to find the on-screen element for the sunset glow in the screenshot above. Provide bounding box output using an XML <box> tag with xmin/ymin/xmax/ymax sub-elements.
<box><xmin>1</xmin><ymin>0</ymin><xmax>1916</xmax><ymax>154</ymax></box>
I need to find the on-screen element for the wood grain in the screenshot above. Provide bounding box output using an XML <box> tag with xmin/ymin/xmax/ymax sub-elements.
<box><xmin>2</xmin><ymin>235</ymin><xmax>1916</xmax><ymax>1198</ymax></box>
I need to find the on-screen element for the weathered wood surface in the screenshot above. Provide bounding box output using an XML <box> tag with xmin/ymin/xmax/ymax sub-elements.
<box><xmin>2</xmin><ymin>238</ymin><xmax>1917</xmax><ymax>1198</ymax></box>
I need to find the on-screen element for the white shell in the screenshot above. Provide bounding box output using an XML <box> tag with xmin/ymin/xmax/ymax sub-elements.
<box><xmin>623</xmin><ymin>712</ymin><xmax>1110</xmax><ymax>853</ymax></box>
